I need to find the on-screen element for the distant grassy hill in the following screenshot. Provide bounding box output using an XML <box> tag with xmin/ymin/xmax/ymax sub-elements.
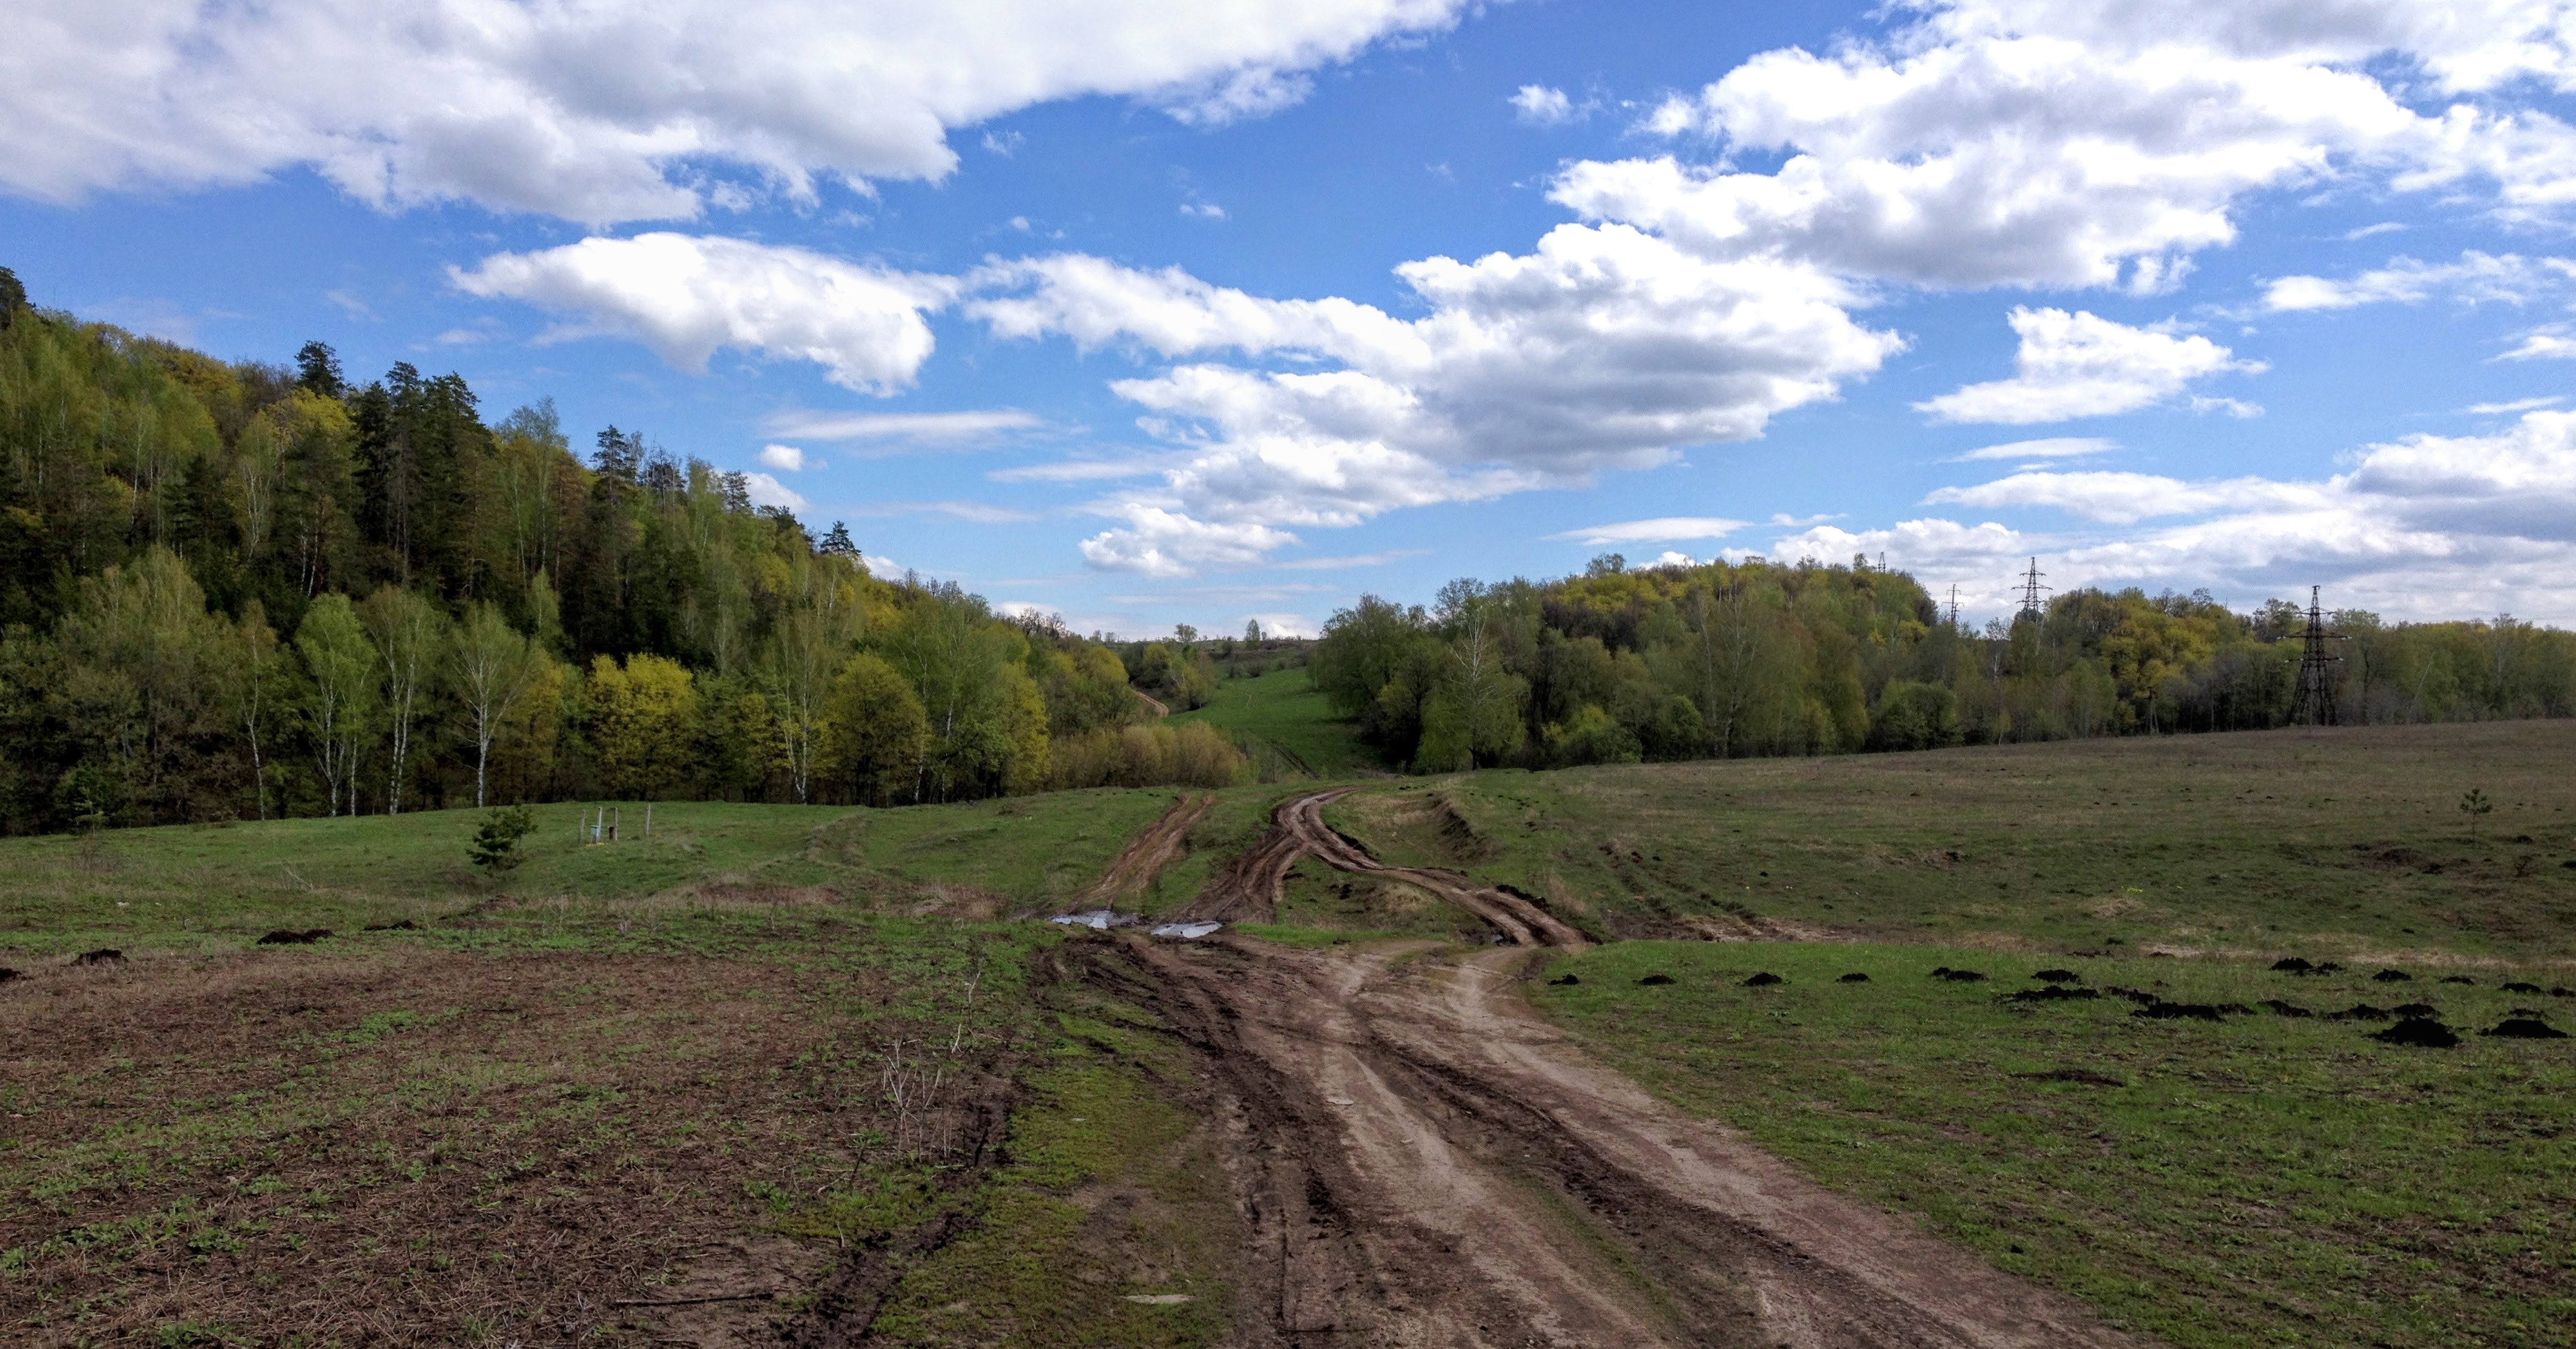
<box><xmin>1166</xmin><ymin>665</ymin><xmax>1384</xmax><ymax>778</ymax></box>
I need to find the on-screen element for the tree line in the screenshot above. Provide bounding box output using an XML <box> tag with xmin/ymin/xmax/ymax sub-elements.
<box><xmin>0</xmin><ymin>272</ymin><xmax>1246</xmax><ymax>834</ymax></box>
<box><xmin>1310</xmin><ymin>554</ymin><xmax>2576</xmax><ymax>772</ymax></box>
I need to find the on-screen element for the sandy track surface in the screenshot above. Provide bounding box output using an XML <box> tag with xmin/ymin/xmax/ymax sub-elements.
<box><xmin>1088</xmin><ymin>790</ymin><xmax>2146</xmax><ymax>1347</ymax></box>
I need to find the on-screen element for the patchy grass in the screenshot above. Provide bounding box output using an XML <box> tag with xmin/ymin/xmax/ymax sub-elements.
<box><xmin>1338</xmin><ymin>722</ymin><xmax>2576</xmax><ymax>959</ymax></box>
<box><xmin>1533</xmin><ymin>940</ymin><xmax>2576</xmax><ymax>1348</ymax></box>
<box><xmin>862</xmin><ymin>966</ymin><xmax>1239</xmax><ymax>1347</ymax></box>
<box><xmin>1168</xmin><ymin>666</ymin><xmax>1381</xmax><ymax>779</ymax></box>
<box><xmin>0</xmin><ymin>927</ymin><xmax>1048</xmax><ymax>1346</ymax></box>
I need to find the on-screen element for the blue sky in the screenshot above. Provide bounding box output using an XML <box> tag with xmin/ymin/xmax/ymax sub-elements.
<box><xmin>8</xmin><ymin>0</ymin><xmax>2576</xmax><ymax>632</ymax></box>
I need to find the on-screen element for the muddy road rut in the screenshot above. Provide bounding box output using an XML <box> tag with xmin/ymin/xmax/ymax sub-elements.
<box><xmin>1082</xmin><ymin>790</ymin><xmax>2144</xmax><ymax>1348</ymax></box>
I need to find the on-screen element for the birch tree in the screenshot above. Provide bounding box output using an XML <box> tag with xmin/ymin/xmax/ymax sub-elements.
<box><xmin>448</xmin><ymin>602</ymin><xmax>535</xmax><ymax>808</ymax></box>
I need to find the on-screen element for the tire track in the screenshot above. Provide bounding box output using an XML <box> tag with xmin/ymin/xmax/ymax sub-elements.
<box><xmin>1096</xmin><ymin>789</ymin><xmax>2149</xmax><ymax>1347</ymax></box>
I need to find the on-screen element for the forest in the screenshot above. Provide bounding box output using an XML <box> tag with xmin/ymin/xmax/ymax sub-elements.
<box><xmin>1309</xmin><ymin>558</ymin><xmax>2576</xmax><ymax>772</ymax></box>
<box><xmin>3</xmin><ymin>267</ymin><xmax>2570</xmax><ymax>831</ymax></box>
<box><xmin>0</xmin><ymin>271</ymin><xmax>1253</xmax><ymax>834</ymax></box>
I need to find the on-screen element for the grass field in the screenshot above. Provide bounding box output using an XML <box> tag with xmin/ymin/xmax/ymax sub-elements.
<box><xmin>4</xmin><ymin>717</ymin><xmax>2573</xmax><ymax>1346</ymax></box>
<box><xmin>1166</xmin><ymin>665</ymin><xmax>1382</xmax><ymax>778</ymax></box>
<box><xmin>1533</xmin><ymin>941</ymin><xmax>2575</xmax><ymax>1349</ymax></box>
<box><xmin>1314</xmin><ymin>721</ymin><xmax>2576</xmax><ymax>1349</ymax></box>
<box><xmin>0</xmin><ymin>789</ymin><xmax>1252</xmax><ymax>1346</ymax></box>
<box><xmin>1327</xmin><ymin>722</ymin><xmax>2576</xmax><ymax>959</ymax></box>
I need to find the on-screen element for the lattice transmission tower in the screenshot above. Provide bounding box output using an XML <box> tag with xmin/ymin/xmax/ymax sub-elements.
<box><xmin>2293</xmin><ymin>584</ymin><xmax>2346</xmax><ymax>726</ymax></box>
<box><xmin>2014</xmin><ymin>558</ymin><xmax>2049</xmax><ymax>621</ymax></box>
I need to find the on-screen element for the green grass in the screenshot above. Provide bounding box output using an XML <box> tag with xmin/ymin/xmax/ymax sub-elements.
<box><xmin>1168</xmin><ymin>665</ymin><xmax>1381</xmax><ymax>777</ymax></box>
<box><xmin>1329</xmin><ymin>722</ymin><xmax>2576</xmax><ymax>959</ymax></box>
<box><xmin>1534</xmin><ymin>940</ymin><xmax>2576</xmax><ymax>1349</ymax></box>
<box><xmin>0</xmin><ymin>789</ymin><xmax>1238</xmax><ymax>954</ymax></box>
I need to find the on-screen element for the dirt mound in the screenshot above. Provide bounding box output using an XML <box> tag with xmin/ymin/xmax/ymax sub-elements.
<box><xmin>2005</xmin><ymin>985</ymin><xmax>2099</xmax><ymax>1003</ymax></box>
<box><xmin>364</xmin><ymin>918</ymin><xmax>418</xmax><ymax>931</ymax></box>
<box><xmin>2327</xmin><ymin>1003</ymin><xmax>2392</xmax><ymax>1021</ymax></box>
<box><xmin>2133</xmin><ymin>1000</ymin><xmax>2246</xmax><ymax>1021</ymax></box>
<box><xmin>1838</xmin><ymin>972</ymin><xmax>1870</xmax><ymax>983</ymax></box>
<box><xmin>2372</xmin><ymin>968</ymin><xmax>2413</xmax><ymax>983</ymax></box>
<box><xmin>2032</xmin><ymin>968</ymin><xmax>2082</xmax><ymax>983</ymax></box>
<box><xmin>2260</xmin><ymin>999</ymin><xmax>2313</xmax><ymax>1018</ymax></box>
<box><xmin>2501</xmin><ymin>981</ymin><xmax>2544</xmax><ymax>994</ymax></box>
<box><xmin>2485</xmin><ymin>1018</ymin><xmax>2569</xmax><ymax>1039</ymax></box>
<box><xmin>73</xmin><ymin>947</ymin><xmax>124</xmax><ymax>966</ymax></box>
<box><xmin>1932</xmin><ymin>966</ymin><xmax>1988</xmax><ymax>982</ymax></box>
<box><xmin>257</xmin><ymin>927</ymin><xmax>334</xmax><ymax>945</ymax></box>
<box><xmin>0</xmin><ymin>967</ymin><xmax>21</xmax><ymax>984</ymax></box>
<box><xmin>1638</xmin><ymin>973</ymin><xmax>1676</xmax><ymax>986</ymax></box>
<box><xmin>2392</xmin><ymin>1002</ymin><xmax>2437</xmax><ymax>1017</ymax></box>
<box><xmin>1742</xmin><ymin>971</ymin><xmax>1784</xmax><ymax>987</ymax></box>
<box><xmin>2270</xmin><ymin>957</ymin><xmax>2313</xmax><ymax>973</ymax></box>
<box><xmin>1549</xmin><ymin>973</ymin><xmax>1580</xmax><ymax>986</ymax></box>
<box><xmin>2439</xmin><ymin>975</ymin><xmax>2476</xmax><ymax>985</ymax></box>
<box><xmin>2372</xmin><ymin>1017</ymin><xmax>2460</xmax><ymax>1048</ymax></box>
<box><xmin>2010</xmin><ymin>1068</ymin><xmax>2126</xmax><ymax>1087</ymax></box>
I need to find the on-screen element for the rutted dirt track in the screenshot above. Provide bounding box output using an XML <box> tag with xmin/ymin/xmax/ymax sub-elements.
<box><xmin>1084</xmin><ymin>790</ymin><xmax>2144</xmax><ymax>1347</ymax></box>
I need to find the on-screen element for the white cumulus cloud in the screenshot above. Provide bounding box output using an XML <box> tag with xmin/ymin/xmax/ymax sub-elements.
<box><xmin>1551</xmin><ymin>2</ymin><xmax>2576</xmax><ymax>294</ymax></box>
<box><xmin>1511</xmin><ymin>85</ymin><xmax>1576</xmax><ymax>124</ymax></box>
<box><xmin>1</xmin><ymin>0</ymin><xmax>1478</xmax><ymax>223</ymax></box>
<box><xmin>758</xmin><ymin>444</ymin><xmax>807</xmax><ymax>471</ymax></box>
<box><xmin>451</xmin><ymin>234</ymin><xmax>956</xmax><ymax>394</ymax></box>
<box><xmin>1917</xmin><ymin>308</ymin><xmax>2264</xmax><ymax>424</ymax></box>
<box><xmin>1785</xmin><ymin>408</ymin><xmax>2576</xmax><ymax>622</ymax></box>
<box><xmin>739</xmin><ymin>471</ymin><xmax>808</xmax><ymax>511</ymax></box>
<box><xmin>972</xmin><ymin>229</ymin><xmax>1902</xmax><ymax>573</ymax></box>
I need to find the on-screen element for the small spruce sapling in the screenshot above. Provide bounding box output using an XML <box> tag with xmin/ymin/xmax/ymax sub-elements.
<box><xmin>2459</xmin><ymin>787</ymin><xmax>2493</xmax><ymax>837</ymax></box>
<box><xmin>471</xmin><ymin>805</ymin><xmax>537</xmax><ymax>876</ymax></box>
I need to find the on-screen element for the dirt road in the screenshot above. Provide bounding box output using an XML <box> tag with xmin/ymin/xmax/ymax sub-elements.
<box><xmin>1087</xmin><ymin>790</ymin><xmax>2145</xmax><ymax>1347</ymax></box>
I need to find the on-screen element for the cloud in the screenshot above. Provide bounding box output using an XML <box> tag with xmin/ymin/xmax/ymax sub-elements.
<box><xmin>452</xmin><ymin>234</ymin><xmax>955</xmax><ymax>394</ymax></box>
<box><xmin>1952</xmin><ymin>436</ymin><xmax>2118</xmax><ymax>462</ymax></box>
<box><xmin>1180</xmin><ymin>201</ymin><xmax>1228</xmax><ymax>220</ymax></box>
<box><xmin>1511</xmin><ymin>85</ymin><xmax>1577</xmax><ymax>124</ymax></box>
<box><xmin>2500</xmin><ymin>324</ymin><xmax>2576</xmax><ymax>360</ymax></box>
<box><xmin>1924</xmin><ymin>470</ymin><xmax>2321</xmax><ymax>524</ymax></box>
<box><xmin>842</xmin><ymin>500</ymin><xmax>1044</xmax><ymax>524</ymax></box>
<box><xmin>2467</xmin><ymin>395</ymin><xmax>2564</xmax><ymax>414</ymax></box>
<box><xmin>1270</xmin><ymin>548</ymin><xmax>1431</xmax><ymax>569</ymax></box>
<box><xmin>1543</xmin><ymin>516</ymin><xmax>1748</xmax><ymax>546</ymax></box>
<box><xmin>739</xmin><ymin>471</ymin><xmax>808</xmax><ymax>511</ymax></box>
<box><xmin>1796</xmin><ymin>409</ymin><xmax>2576</xmax><ymax>622</ymax></box>
<box><xmin>1548</xmin><ymin>3</ymin><xmax>2576</xmax><ymax>294</ymax></box>
<box><xmin>758</xmin><ymin>443</ymin><xmax>807</xmax><ymax>471</ymax></box>
<box><xmin>2259</xmin><ymin>252</ymin><xmax>2574</xmax><ymax>311</ymax></box>
<box><xmin>1917</xmin><ymin>308</ymin><xmax>2264</xmax><ymax>424</ymax></box>
<box><xmin>987</xmin><ymin>455</ymin><xmax>1174</xmax><ymax>483</ymax></box>
<box><xmin>1075</xmin><ymin>505</ymin><xmax>1301</xmax><ymax>577</ymax></box>
<box><xmin>763</xmin><ymin>408</ymin><xmax>1046</xmax><ymax>443</ymax></box>
<box><xmin>972</xmin><ymin>231</ymin><xmax>1901</xmax><ymax>572</ymax></box>
<box><xmin>2</xmin><ymin>0</ymin><xmax>1478</xmax><ymax>223</ymax></box>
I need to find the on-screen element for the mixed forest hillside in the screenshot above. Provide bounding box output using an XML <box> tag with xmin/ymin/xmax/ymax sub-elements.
<box><xmin>2</xmin><ymin>266</ymin><xmax>2571</xmax><ymax>835</ymax></box>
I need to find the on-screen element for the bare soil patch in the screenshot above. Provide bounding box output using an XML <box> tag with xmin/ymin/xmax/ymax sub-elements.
<box><xmin>0</xmin><ymin>948</ymin><xmax>977</xmax><ymax>1346</ymax></box>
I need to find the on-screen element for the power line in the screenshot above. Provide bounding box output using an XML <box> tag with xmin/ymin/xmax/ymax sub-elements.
<box><xmin>1944</xmin><ymin>583</ymin><xmax>1961</xmax><ymax>628</ymax></box>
